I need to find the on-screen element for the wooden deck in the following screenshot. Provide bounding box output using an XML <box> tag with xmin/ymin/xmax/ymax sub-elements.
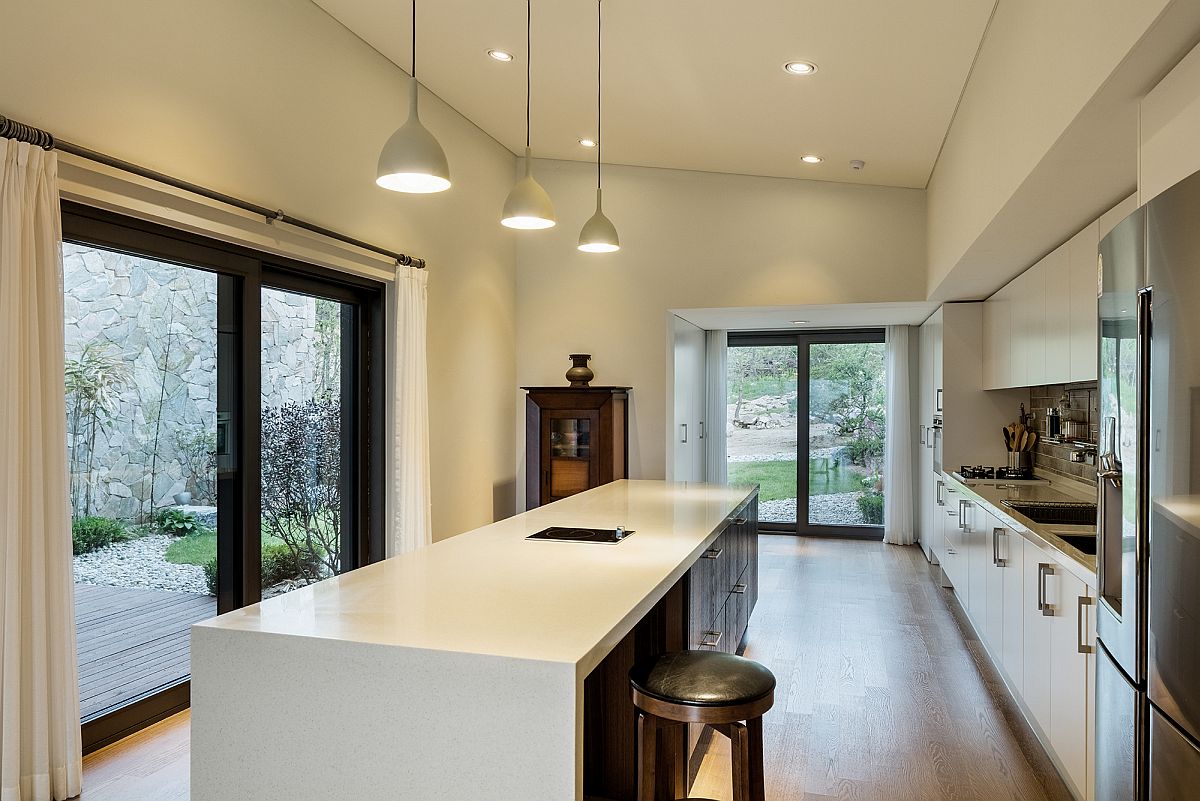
<box><xmin>75</xmin><ymin>583</ymin><xmax>216</xmax><ymax>721</ymax></box>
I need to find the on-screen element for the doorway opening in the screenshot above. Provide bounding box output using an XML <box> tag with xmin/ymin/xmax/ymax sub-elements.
<box><xmin>727</xmin><ymin>330</ymin><xmax>886</xmax><ymax>537</ymax></box>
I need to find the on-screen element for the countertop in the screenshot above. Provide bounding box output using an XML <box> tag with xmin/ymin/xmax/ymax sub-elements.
<box><xmin>194</xmin><ymin>479</ymin><xmax>756</xmax><ymax>676</ymax></box>
<box><xmin>945</xmin><ymin>472</ymin><xmax>1098</xmax><ymax>584</ymax></box>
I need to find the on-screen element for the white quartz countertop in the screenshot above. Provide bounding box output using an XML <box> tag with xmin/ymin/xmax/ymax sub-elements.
<box><xmin>194</xmin><ymin>480</ymin><xmax>756</xmax><ymax>676</ymax></box>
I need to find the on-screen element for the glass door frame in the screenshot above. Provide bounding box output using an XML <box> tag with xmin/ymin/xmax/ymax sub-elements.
<box><xmin>728</xmin><ymin>328</ymin><xmax>885</xmax><ymax>539</ymax></box>
<box><xmin>62</xmin><ymin>201</ymin><xmax>386</xmax><ymax>752</ymax></box>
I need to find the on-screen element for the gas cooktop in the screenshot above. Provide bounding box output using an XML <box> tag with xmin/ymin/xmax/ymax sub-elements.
<box><xmin>526</xmin><ymin>526</ymin><xmax>634</xmax><ymax>544</ymax></box>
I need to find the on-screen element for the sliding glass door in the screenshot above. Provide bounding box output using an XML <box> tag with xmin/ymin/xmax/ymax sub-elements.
<box><xmin>62</xmin><ymin>202</ymin><xmax>384</xmax><ymax>751</ymax></box>
<box><xmin>728</xmin><ymin>330</ymin><xmax>886</xmax><ymax>537</ymax></box>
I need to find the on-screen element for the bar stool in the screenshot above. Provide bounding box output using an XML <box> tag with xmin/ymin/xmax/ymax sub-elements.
<box><xmin>629</xmin><ymin>650</ymin><xmax>775</xmax><ymax>801</ymax></box>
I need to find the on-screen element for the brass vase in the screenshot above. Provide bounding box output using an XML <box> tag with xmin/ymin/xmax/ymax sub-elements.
<box><xmin>566</xmin><ymin>354</ymin><xmax>594</xmax><ymax>387</ymax></box>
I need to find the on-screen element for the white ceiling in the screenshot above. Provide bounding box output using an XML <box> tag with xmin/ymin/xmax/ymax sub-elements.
<box><xmin>313</xmin><ymin>0</ymin><xmax>996</xmax><ymax>188</ymax></box>
<box><xmin>675</xmin><ymin>302</ymin><xmax>939</xmax><ymax>331</ymax></box>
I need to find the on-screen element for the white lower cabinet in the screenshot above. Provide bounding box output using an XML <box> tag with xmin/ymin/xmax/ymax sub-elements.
<box><xmin>939</xmin><ymin>482</ymin><xmax>1097</xmax><ymax>801</ymax></box>
<box><xmin>1048</xmin><ymin>566</ymin><xmax>1093</xmax><ymax>799</ymax></box>
<box><xmin>1022</xmin><ymin>542</ymin><xmax>1055</xmax><ymax>738</ymax></box>
<box><xmin>982</xmin><ymin>515</ymin><xmax>1006</xmax><ymax>653</ymax></box>
<box><xmin>1000</xmin><ymin>528</ymin><xmax>1025</xmax><ymax>696</ymax></box>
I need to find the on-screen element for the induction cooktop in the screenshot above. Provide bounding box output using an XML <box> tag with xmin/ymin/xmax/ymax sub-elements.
<box><xmin>526</xmin><ymin>526</ymin><xmax>634</xmax><ymax>544</ymax></box>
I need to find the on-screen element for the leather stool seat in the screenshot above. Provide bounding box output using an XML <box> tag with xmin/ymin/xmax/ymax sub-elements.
<box><xmin>629</xmin><ymin>651</ymin><xmax>775</xmax><ymax>801</ymax></box>
<box><xmin>629</xmin><ymin>651</ymin><xmax>775</xmax><ymax>708</ymax></box>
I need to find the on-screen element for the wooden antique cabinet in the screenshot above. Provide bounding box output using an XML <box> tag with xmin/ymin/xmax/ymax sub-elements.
<box><xmin>524</xmin><ymin>386</ymin><xmax>630</xmax><ymax>510</ymax></box>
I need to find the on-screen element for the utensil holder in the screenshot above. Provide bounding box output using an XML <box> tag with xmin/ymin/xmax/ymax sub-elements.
<box><xmin>1007</xmin><ymin>451</ymin><xmax>1033</xmax><ymax>477</ymax></box>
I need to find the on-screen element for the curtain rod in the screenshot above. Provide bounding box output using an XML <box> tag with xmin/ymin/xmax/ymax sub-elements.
<box><xmin>0</xmin><ymin>115</ymin><xmax>426</xmax><ymax>269</ymax></box>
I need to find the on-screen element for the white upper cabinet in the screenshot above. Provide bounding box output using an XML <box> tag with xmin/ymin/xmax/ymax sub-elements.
<box><xmin>982</xmin><ymin>206</ymin><xmax>1113</xmax><ymax>388</ymax></box>
<box><xmin>1067</xmin><ymin>221</ymin><xmax>1099</xmax><ymax>383</ymax></box>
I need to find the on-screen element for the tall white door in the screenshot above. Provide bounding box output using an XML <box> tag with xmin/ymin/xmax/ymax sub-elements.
<box><xmin>670</xmin><ymin>315</ymin><xmax>706</xmax><ymax>482</ymax></box>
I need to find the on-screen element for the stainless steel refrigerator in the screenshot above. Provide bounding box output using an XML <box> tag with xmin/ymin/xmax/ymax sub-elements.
<box><xmin>1096</xmin><ymin>170</ymin><xmax>1200</xmax><ymax>801</ymax></box>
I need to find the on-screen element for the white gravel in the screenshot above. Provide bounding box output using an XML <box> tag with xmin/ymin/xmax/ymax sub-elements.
<box><xmin>74</xmin><ymin>534</ymin><xmax>210</xmax><ymax>595</ymax></box>
<box><xmin>759</xmin><ymin>492</ymin><xmax>869</xmax><ymax>526</ymax></box>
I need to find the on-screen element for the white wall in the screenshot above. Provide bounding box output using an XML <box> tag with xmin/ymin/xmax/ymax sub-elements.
<box><xmin>927</xmin><ymin>0</ymin><xmax>1171</xmax><ymax>295</ymax></box>
<box><xmin>1140</xmin><ymin>39</ymin><xmax>1200</xmax><ymax>204</ymax></box>
<box><xmin>515</xmin><ymin>158</ymin><xmax>926</xmax><ymax>504</ymax></box>
<box><xmin>0</xmin><ymin>0</ymin><xmax>519</xmax><ymax>541</ymax></box>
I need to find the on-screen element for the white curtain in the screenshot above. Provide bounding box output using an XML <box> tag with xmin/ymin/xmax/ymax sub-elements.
<box><xmin>704</xmin><ymin>330</ymin><xmax>728</xmax><ymax>484</ymax></box>
<box><xmin>883</xmin><ymin>325</ymin><xmax>914</xmax><ymax>545</ymax></box>
<box><xmin>391</xmin><ymin>265</ymin><xmax>433</xmax><ymax>555</ymax></box>
<box><xmin>0</xmin><ymin>141</ymin><xmax>83</xmax><ymax>800</ymax></box>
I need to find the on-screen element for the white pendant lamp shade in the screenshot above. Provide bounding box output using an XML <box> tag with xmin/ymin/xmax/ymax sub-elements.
<box><xmin>502</xmin><ymin>148</ymin><xmax>556</xmax><ymax>229</ymax></box>
<box><xmin>578</xmin><ymin>0</ymin><xmax>619</xmax><ymax>253</ymax></box>
<box><xmin>501</xmin><ymin>0</ymin><xmax>555</xmax><ymax>230</ymax></box>
<box><xmin>377</xmin><ymin>76</ymin><xmax>451</xmax><ymax>193</ymax></box>
<box><xmin>578</xmin><ymin>188</ymin><xmax>619</xmax><ymax>252</ymax></box>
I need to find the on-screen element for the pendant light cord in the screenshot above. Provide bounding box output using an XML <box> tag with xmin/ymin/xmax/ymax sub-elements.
<box><xmin>597</xmin><ymin>0</ymin><xmax>602</xmax><ymax>190</ymax></box>
<box><xmin>411</xmin><ymin>0</ymin><xmax>417</xmax><ymax>78</ymax></box>
<box><xmin>526</xmin><ymin>0</ymin><xmax>531</xmax><ymax>150</ymax></box>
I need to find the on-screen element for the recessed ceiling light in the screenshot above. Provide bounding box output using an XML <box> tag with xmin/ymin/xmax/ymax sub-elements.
<box><xmin>488</xmin><ymin>49</ymin><xmax>514</xmax><ymax>62</ymax></box>
<box><xmin>783</xmin><ymin>61</ymin><xmax>818</xmax><ymax>75</ymax></box>
<box><xmin>791</xmin><ymin>320</ymin><xmax>809</xmax><ymax>325</ymax></box>
<box><xmin>579</xmin><ymin>138</ymin><xmax>597</xmax><ymax>148</ymax></box>
<box><xmin>800</xmin><ymin>155</ymin><xmax>823</xmax><ymax>164</ymax></box>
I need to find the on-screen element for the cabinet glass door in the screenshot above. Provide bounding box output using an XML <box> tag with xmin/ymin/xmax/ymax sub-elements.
<box><xmin>544</xmin><ymin>414</ymin><xmax>597</xmax><ymax>500</ymax></box>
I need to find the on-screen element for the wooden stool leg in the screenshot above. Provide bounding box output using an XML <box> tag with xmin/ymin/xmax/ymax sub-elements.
<box><xmin>730</xmin><ymin>722</ymin><xmax>750</xmax><ymax>801</ymax></box>
<box><xmin>747</xmin><ymin>716</ymin><xmax>766</xmax><ymax>801</ymax></box>
<box><xmin>636</xmin><ymin>711</ymin><xmax>657</xmax><ymax>801</ymax></box>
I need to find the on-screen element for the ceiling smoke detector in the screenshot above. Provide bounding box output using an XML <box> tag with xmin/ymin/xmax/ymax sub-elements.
<box><xmin>849</xmin><ymin>159</ymin><xmax>866</xmax><ymax>171</ymax></box>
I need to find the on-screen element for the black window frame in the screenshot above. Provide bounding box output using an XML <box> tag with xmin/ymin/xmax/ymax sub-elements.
<box><xmin>728</xmin><ymin>328</ymin><xmax>886</xmax><ymax>540</ymax></box>
<box><xmin>61</xmin><ymin>200</ymin><xmax>386</xmax><ymax>752</ymax></box>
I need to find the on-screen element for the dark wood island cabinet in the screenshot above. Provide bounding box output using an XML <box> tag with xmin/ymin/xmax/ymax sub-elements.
<box><xmin>582</xmin><ymin>488</ymin><xmax>760</xmax><ymax>801</ymax></box>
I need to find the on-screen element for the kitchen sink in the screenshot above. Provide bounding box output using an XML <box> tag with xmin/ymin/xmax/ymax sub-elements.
<box><xmin>1000</xmin><ymin>499</ymin><xmax>1097</xmax><ymax>526</ymax></box>
<box><xmin>1054</xmin><ymin>534</ymin><xmax>1097</xmax><ymax>556</ymax></box>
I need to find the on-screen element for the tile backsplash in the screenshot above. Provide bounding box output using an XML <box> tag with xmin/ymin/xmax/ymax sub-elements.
<box><xmin>1027</xmin><ymin>382</ymin><xmax>1098</xmax><ymax>484</ymax></box>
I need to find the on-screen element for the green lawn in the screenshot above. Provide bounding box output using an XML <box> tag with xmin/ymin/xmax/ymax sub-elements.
<box><xmin>728</xmin><ymin>459</ymin><xmax>867</xmax><ymax>501</ymax></box>
<box><xmin>164</xmin><ymin>530</ymin><xmax>217</xmax><ymax>566</ymax></box>
<box><xmin>164</xmin><ymin>530</ymin><xmax>298</xmax><ymax>566</ymax></box>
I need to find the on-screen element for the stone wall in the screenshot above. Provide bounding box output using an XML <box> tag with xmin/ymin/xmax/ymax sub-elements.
<box><xmin>63</xmin><ymin>244</ymin><xmax>333</xmax><ymax>521</ymax></box>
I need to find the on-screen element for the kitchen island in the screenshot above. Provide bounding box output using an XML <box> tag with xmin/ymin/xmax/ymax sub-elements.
<box><xmin>190</xmin><ymin>479</ymin><xmax>759</xmax><ymax>801</ymax></box>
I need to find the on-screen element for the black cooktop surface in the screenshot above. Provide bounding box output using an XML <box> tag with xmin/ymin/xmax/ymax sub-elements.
<box><xmin>526</xmin><ymin>526</ymin><xmax>634</xmax><ymax>544</ymax></box>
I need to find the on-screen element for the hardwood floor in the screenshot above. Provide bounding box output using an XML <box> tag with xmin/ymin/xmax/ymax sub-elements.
<box><xmin>80</xmin><ymin>711</ymin><xmax>189</xmax><ymax>800</ymax></box>
<box><xmin>77</xmin><ymin>536</ymin><xmax>1074</xmax><ymax>801</ymax></box>
<box><xmin>692</xmin><ymin>535</ymin><xmax>1075</xmax><ymax>801</ymax></box>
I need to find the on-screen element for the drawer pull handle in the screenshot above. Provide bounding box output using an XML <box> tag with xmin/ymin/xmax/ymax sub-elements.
<box><xmin>1038</xmin><ymin>563</ymin><xmax>1055</xmax><ymax>615</ymax></box>
<box><xmin>1077</xmin><ymin>596</ymin><xmax>1095</xmax><ymax>654</ymax></box>
<box><xmin>732</xmin><ymin>583</ymin><xmax>747</xmax><ymax>594</ymax></box>
<box><xmin>700</xmin><ymin>630</ymin><xmax>723</xmax><ymax>649</ymax></box>
<box><xmin>703</xmin><ymin>547</ymin><xmax>724</xmax><ymax>560</ymax></box>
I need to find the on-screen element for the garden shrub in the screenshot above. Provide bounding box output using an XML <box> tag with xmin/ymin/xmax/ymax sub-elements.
<box><xmin>203</xmin><ymin>558</ymin><xmax>218</xmax><ymax>596</ymax></box>
<box><xmin>155</xmin><ymin>507</ymin><xmax>210</xmax><ymax>538</ymax></box>
<box><xmin>857</xmin><ymin>492</ymin><xmax>884</xmax><ymax>525</ymax></box>
<box><xmin>261</xmin><ymin>397</ymin><xmax>342</xmax><ymax>582</ymax></box>
<box><xmin>72</xmin><ymin>515</ymin><xmax>127</xmax><ymax>555</ymax></box>
<box><xmin>261</xmin><ymin>541</ymin><xmax>322</xmax><ymax>587</ymax></box>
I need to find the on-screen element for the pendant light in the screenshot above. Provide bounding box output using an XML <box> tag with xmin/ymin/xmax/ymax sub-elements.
<box><xmin>578</xmin><ymin>0</ymin><xmax>619</xmax><ymax>253</ymax></box>
<box><xmin>376</xmin><ymin>0</ymin><xmax>451</xmax><ymax>193</ymax></box>
<box><xmin>501</xmin><ymin>1</ymin><xmax>556</xmax><ymax>229</ymax></box>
